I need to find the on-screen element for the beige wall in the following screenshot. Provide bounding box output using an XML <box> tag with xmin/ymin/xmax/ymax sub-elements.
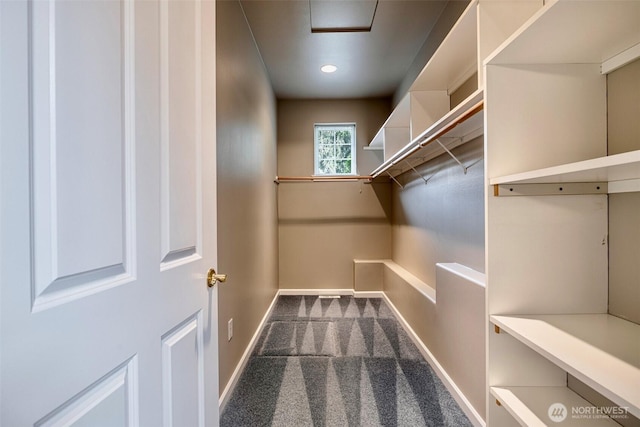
<box><xmin>391</xmin><ymin>138</ymin><xmax>485</xmax><ymax>286</ymax></box>
<box><xmin>216</xmin><ymin>0</ymin><xmax>278</xmax><ymax>395</ymax></box>
<box><xmin>277</xmin><ymin>99</ymin><xmax>392</xmax><ymax>289</ymax></box>
<box><xmin>386</xmin><ymin>138</ymin><xmax>486</xmax><ymax>419</ymax></box>
<box><xmin>608</xmin><ymin>59</ymin><xmax>640</xmax><ymax>325</ymax></box>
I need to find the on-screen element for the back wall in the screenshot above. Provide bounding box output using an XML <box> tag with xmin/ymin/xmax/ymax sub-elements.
<box><xmin>277</xmin><ymin>99</ymin><xmax>392</xmax><ymax>289</ymax></box>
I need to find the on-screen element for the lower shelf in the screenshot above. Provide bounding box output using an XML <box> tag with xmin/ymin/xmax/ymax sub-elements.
<box><xmin>490</xmin><ymin>314</ymin><xmax>640</xmax><ymax>418</ymax></box>
<box><xmin>491</xmin><ymin>386</ymin><xmax>620</xmax><ymax>426</ymax></box>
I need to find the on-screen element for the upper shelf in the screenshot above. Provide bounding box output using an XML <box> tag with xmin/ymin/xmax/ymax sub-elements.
<box><xmin>371</xmin><ymin>89</ymin><xmax>484</xmax><ymax>178</ymax></box>
<box><xmin>411</xmin><ymin>0</ymin><xmax>478</xmax><ymax>93</ymax></box>
<box><xmin>365</xmin><ymin>0</ymin><xmax>480</xmax><ymax>176</ymax></box>
<box><xmin>490</xmin><ymin>150</ymin><xmax>640</xmax><ymax>191</ymax></box>
<box><xmin>486</xmin><ymin>0</ymin><xmax>640</xmax><ymax>69</ymax></box>
<box><xmin>491</xmin><ymin>314</ymin><xmax>640</xmax><ymax>418</ymax></box>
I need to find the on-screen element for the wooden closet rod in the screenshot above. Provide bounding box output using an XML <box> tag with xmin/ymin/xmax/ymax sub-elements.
<box><xmin>418</xmin><ymin>100</ymin><xmax>484</xmax><ymax>149</ymax></box>
<box><xmin>275</xmin><ymin>175</ymin><xmax>373</xmax><ymax>183</ymax></box>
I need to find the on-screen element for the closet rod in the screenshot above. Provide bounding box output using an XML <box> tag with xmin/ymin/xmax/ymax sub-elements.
<box><xmin>275</xmin><ymin>175</ymin><xmax>373</xmax><ymax>183</ymax></box>
<box><xmin>372</xmin><ymin>100</ymin><xmax>484</xmax><ymax>179</ymax></box>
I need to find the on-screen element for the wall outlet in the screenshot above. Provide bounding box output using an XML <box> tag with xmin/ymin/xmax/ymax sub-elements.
<box><xmin>227</xmin><ymin>318</ymin><xmax>233</xmax><ymax>341</ymax></box>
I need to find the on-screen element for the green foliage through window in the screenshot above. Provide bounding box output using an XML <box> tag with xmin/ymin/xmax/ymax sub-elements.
<box><xmin>314</xmin><ymin>124</ymin><xmax>356</xmax><ymax>175</ymax></box>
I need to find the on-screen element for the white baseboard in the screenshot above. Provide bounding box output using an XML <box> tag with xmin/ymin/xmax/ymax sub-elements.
<box><xmin>353</xmin><ymin>290</ymin><xmax>384</xmax><ymax>298</ymax></box>
<box><xmin>218</xmin><ymin>291</ymin><xmax>279</xmax><ymax>411</ymax></box>
<box><xmin>278</xmin><ymin>289</ymin><xmax>384</xmax><ymax>299</ymax></box>
<box><xmin>278</xmin><ymin>288</ymin><xmax>355</xmax><ymax>296</ymax></box>
<box><xmin>381</xmin><ymin>293</ymin><xmax>486</xmax><ymax>427</ymax></box>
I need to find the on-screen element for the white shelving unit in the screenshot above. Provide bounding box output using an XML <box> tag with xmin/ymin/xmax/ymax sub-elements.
<box><xmin>485</xmin><ymin>0</ymin><xmax>640</xmax><ymax>425</ymax></box>
<box><xmin>366</xmin><ymin>0</ymin><xmax>480</xmax><ymax>178</ymax></box>
<box><xmin>366</xmin><ymin>0</ymin><xmax>543</xmax><ymax>180</ymax></box>
<box><xmin>363</xmin><ymin>1</ymin><xmax>551</xmax><ymax>424</ymax></box>
<box><xmin>365</xmin><ymin>0</ymin><xmax>640</xmax><ymax>424</ymax></box>
<box><xmin>371</xmin><ymin>89</ymin><xmax>483</xmax><ymax>178</ymax></box>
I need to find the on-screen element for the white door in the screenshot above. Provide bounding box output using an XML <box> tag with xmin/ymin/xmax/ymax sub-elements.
<box><xmin>0</xmin><ymin>0</ymin><xmax>219</xmax><ymax>425</ymax></box>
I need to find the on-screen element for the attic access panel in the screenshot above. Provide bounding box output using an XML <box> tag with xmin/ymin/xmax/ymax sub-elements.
<box><xmin>310</xmin><ymin>0</ymin><xmax>379</xmax><ymax>33</ymax></box>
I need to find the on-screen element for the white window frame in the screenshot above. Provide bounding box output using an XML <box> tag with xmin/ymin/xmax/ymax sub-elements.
<box><xmin>313</xmin><ymin>123</ymin><xmax>357</xmax><ymax>176</ymax></box>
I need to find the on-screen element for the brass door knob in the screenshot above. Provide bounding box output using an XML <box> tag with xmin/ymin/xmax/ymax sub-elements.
<box><xmin>207</xmin><ymin>268</ymin><xmax>227</xmax><ymax>287</ymax></box>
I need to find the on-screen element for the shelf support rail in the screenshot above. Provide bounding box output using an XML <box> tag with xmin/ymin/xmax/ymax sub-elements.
<box><xmin>387</xmin><ymin>171</ymin><xmax>404</xmax><ymax>189</ymax></box>
<box><xmin>436</xmin><ymin>139</ymin><xmax>467</xmax><ymax>174</ymax></box>
<box><xmin>404</xmin><ymin>160</ymin><xmax>429</xmax><ymax>184</ymax></box>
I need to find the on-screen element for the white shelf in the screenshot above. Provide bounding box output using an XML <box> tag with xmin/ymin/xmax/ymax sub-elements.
<box><xmin>386</xmin><ymin>94</ymin><xmax>410</xmax><ymax>128</ymax></box>
<box><xmin>369</xmin><ymin>128</ymin><xmax>384</xmax><ymax>149</ymax></box>
<box><xmin>371</xmin><ymin>89</ymin><xmax>483</xmax><ymax>178</ymax></box>
<box><xmin>411</xmin><ymin>0</ymin><xmax>478</xmax><ymax>93</ymax></box>
<box><xmin>491</xmin><ymin>386</ymin><xmax>620</xmax><ymax>426</ymax></box>
<box><xmin>490</xmin><ymin>150</ymin><xmax>640</xmax><ymax>189</ymax></box>
<box><xmin>491</xmin><ymin>314</ymin><xmax>640</xmax><ymax>418</ymax></box>
<box><xmin>486</xmin><ymin>0</ymin><xmax>640</xmax><ymax>68</ymax></box>
<box><xmin>368</xmin><ymin>94</ymin><xmax>410</xmax><ymax>151</ymax></box>
<box><xmin>369</xmin><ymin>0</ymin><xmax>482</xmax><ymax>176</ymax></box>
<box><xmin>367</xmin><ymin>94</ymin><xmax>410</xmax><ymax>157</ymax></box>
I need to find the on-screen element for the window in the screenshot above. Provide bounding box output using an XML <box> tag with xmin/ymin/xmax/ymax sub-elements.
<box><xmin>314</xmin><ymin>124</ymin><xmax>356</xmax><ymax>176</ymax></box>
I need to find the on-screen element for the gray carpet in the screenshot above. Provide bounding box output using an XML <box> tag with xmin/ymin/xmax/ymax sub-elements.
<box><xmin>220</xmin><ymin>295</ymin><xmax>473</xmax><ymax>427</ymax></box>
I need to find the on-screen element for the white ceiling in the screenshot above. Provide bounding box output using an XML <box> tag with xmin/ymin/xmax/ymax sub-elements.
<box><xmin>239</xmin><ymin>0</ymin><xmax>449</xmax><ymax>99</ymax></box>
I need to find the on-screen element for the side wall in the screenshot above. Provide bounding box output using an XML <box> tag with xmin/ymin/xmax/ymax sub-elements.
<box><xmin>569</xmin><ymin>57</ymin><xmax>640</xmax><ymax>427</ymax></box>
<box><xmin>216</xmin><ymin>0</ymin><xmax>279</xmax><ymax>395</ymax></box>
<box><xmin>386</xmin><ymin>138</ymin><xmax>486</xmax><ymax>420</ymax></box>
<box><xmin>277</xmin><ymin>99</ymin><xmax>392</xmax><ymax>290</ymax></box>
<box><xmin>607</xmin><ymin>58</ymin><xmax>640</xmax><ymax>325</ymax></box>
<box><xmin>391</xmin><ymin>138</ymin><xmax>485</xmax><ymax>285</ymax></box>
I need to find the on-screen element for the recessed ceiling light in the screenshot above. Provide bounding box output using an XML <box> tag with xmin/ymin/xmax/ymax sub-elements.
<box><xmin>321</xmin><ymin>64</ymin><xmax>337</xmax><ymax>73</ymax></box>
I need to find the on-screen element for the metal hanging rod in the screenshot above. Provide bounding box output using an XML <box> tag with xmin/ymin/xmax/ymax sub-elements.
<box><xmin>418</xmin><ymin>101</ymin><xmax>483</xmax><ymax>149</ymax></box>
<box><xmin>274</xmin><ymin>175</ymin><xmax>373</xmax><ymax>184</ymax></box>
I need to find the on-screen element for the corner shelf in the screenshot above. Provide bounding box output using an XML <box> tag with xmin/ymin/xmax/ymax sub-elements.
<box><xmin>491</xmin><ymin>314</ymin><xmax>640</xmax><ymax>418</ymax></box>
<box><xmin>491</xmin><ymin>386</ymin><xmax>620</xmax><ymax>426</ymax></box>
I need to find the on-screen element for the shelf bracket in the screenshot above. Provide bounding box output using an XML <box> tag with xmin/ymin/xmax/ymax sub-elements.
<box><xmin>436</xmin><ymin>139</ymin><xmax>467</xmax><ymax>174</ymax></box>
<box><xmin>404</xmin><ymin>160</ymin><xmax>429</xmax><ymax>184</ymax></box>
<box><xmin>387</xmin><ymin>171</ymin><xmax>404</xmax><ymax>189</ymax></box>
<box><xmin>493</xmin><ymin>182</ymin><xmax>608</xmax><ymax>197</ymax></box>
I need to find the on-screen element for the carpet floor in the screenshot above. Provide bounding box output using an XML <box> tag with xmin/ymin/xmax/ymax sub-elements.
<box><xmin>220</xmin><ymin>295</ymin><xmax>473</xmax><ymax>427</ymax></box>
